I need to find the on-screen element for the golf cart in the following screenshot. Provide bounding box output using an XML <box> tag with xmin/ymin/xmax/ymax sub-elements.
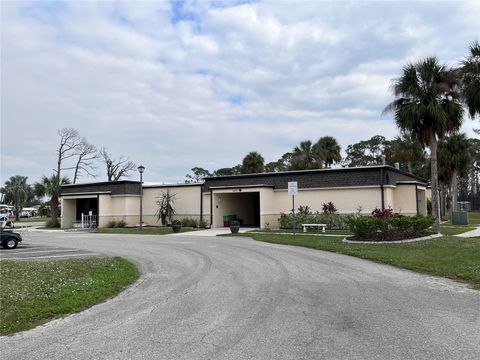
<box><xmin>1</xmin><ymin>221</ymin><xmax>22</xmax><ymax>249</ymax></box>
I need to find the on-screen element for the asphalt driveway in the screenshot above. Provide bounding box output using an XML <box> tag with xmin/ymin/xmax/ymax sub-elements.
<box><xmin>1</xmin><ymin>230</ymin><xmax>479</xmax><ymax>359</ymax></box>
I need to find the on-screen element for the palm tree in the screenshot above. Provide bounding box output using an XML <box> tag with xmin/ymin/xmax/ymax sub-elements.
<box><xmin>438</xmin><ymin>134</ymin><xmax>472</xmax><ymax>213</ymax></box>
<box><xmin>384</xmin><ymin>57</ymin><xmax>464</xmax><ymax>232</ymax></box>
<box><xmin>241</xmin><ymin>151</ymin><xmax>265</xmax><ymax>174</ymax></box>
<box><xmin>392</xmin><ymin>131</ymin><xmax>425</xmax><ymax>173</ymax></box>
<box><xmin>460</xmin><ymin>41</ymin><xmax>480</xmax><ymax>120</ymax></box>
<box><xmin>291</xmin><ymin>141</ymin><xmax>315</xmax><ymax>170</ymax></box>
<box><xmin>35</xmin><ymin>175</ymin><xmax>70</xmax><ymax>225</ymax></box>
<box><xmin>313</xmin><ymin>136</ymin><xmax>342</xmax><ymax>168</ymax></box>
<box><xmin>1</xmin><ymin>175</ymin><xmax>33</xmax><ymax>221</ymax></box>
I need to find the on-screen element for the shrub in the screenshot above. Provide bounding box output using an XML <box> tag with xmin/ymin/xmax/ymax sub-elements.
<box><xmin>45</xmin><ymin>218</ymin><xmax>60</xmax><ymax>228</ymax></box>
<box><xmin>116</xmin><ymin>220</ymin><xmax>127</xmax><ymax>228</ymax></box>
<box><xmin>278</xmin><ymin>211</ymin><xmax>347</xmax><ymax>230</ymax></box>
<box><xmin>106</xmin><ymin>220</ymin><xmax>117</xmax><ymax>228</ymax></box>
<box><xmin>297</xmin><ymin>205</ymin><xmax>311</xmax><ymax>215</ymax></box>
<box><xmin>346</xmin><ymin>214</ymin><xmax>434</xmax><ymax>241</ymax></box>
<box><xmin>322</xmin><ymin>202</ymin><xmax>337</xmax><ymax>214</ymax></box>
<box><xmin>230</xmin><ymin>220</ymin><xmax>240</xmax><ymax>227</ymax></box>
<box><xmin>180</xmin><ymin>217</ymin><xmax>198</xmax><ymax>228</ymax></box>
<box><xmin>198</xmin><ymin>219</ymin><xmax>208</xmax><ymax>228</ymax></box>
<box><xmin>171</xmin><ymin>219</ymin><xmax>181</xmax><ymax>226</ymax></box>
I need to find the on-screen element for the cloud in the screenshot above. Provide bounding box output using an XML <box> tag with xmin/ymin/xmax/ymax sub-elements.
<box><xmin>1</xmin><ymin>0</ymin><xmax>478</xmax><ymax>184</ymax></box>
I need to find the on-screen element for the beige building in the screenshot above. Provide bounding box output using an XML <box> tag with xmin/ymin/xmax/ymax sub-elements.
<box><xmin>60</xmin><ymin>166</ymin><xmax>429</xmax><ymax>229</ymax></box>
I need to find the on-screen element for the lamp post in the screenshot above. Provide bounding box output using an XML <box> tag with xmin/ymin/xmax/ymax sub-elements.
<box><xmin>138</xmin><ymin>165</ymin><xmax>145</xmax><ymax>230</ymax></box>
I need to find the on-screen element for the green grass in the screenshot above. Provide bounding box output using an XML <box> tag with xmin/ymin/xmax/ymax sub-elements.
<box><xmin>443</xmin><ymin>211</ymin><xmax>480</xmax><ymax>226</ymax></box>
<box><xmin>226</xmin><ymin>233</ymin><xmax>480</xmax><ymax>290</ymax></box>
<box><xmin>0</xmin><ymin>257</ymin><xmax>138</xmax><ymax>335</ymax></box>
<box><xmin>94</xmin><ymin>226</ymin><xmax>198</xmax><ymax>235</ymax></box>
<box><xmin>17</xmin><ymin>217</ymin><xmax>50</xmax><ymax>223</ymax></box>
<box><xmin>440</xmin><ymin>225</ymin><xmax>476</xmax><ymax>236</ymax></box>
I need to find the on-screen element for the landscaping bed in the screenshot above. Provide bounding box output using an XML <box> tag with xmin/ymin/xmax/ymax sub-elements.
<box><xmin>94</xmin><ymin>227</ymin><xmax>198</xmax><ymax>235</ymax></box>
<box><xmin>0</xmin><ymin>257</ymin><xmax>138</xmax><ymax>335</ymax></box>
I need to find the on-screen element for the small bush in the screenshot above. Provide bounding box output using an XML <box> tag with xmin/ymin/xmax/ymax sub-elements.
<box><xmin>279</xmin><ymin>212</ymin><xmax>347</xmax><ymax>230</ymax></box>
<box><xmin>297</xmin><ymin>205</ymin><xmax>311</xmax><ymax>215</ymax></box>
<box><xmin>322</xmin><ymin>202</ymin><xmax>337</xmax><ymax>214</ymax></box>
<box><xmin>171</xmin><ymin>219</ymin><xmax>182</xmax><ymax>226</ymax></box>
<box><xmin>106</xmin><ymin>220</ymin><xmax>117</xmax><ymax>228</ymax></box>
<box><xmin>180</xmin><ymin>217</ymin><xmax>198</xmax><ymax>228</ymax></box>
<box><xmin>230</xmin><ymin>220</ymin><xmax>240</xmax><ymax>227</ymax></box>
<box><xmin>198</xmin><ymin>219</ymin><xmax>208</xmax><ymax>228</ymax></box>
<box><xmin>45</xmin><ymin>219</ymin><xmax>60</xmax><ymax>228</ymax></box>
<box><xmin>116</xmin><ymin>220</ymin><xmax>127</xmax><ymax>228</ymax></box>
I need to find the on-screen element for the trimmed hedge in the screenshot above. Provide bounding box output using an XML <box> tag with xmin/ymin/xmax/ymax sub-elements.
<box><xmin>279</xmin><ymin>212</ymin><xmax>347</xmax><ymax>230</ymax></box>
<box><xmin>345</xmin><ymin>214</ymin><xmax>435</xmax><ymax>241</ymax></box>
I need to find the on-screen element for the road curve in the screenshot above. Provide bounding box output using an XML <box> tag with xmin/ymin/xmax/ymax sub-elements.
<box><xmin>1</xmin><ymin>231</ymin><xmax>479</xmax><ymax>360</ymax></box>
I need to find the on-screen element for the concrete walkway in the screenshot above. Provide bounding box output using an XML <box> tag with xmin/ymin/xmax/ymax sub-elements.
<box><xmin>457</xmin><ymin>226</ymin><xmax>480</xmax><ymax>238</ymax></box>
<box><xmin>168</xmin><ymin>227</ymin><xmax>258</xmax><ymax>237</ymax></box>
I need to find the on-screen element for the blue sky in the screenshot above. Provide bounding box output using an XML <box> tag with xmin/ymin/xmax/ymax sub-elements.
<box><xmin>1</xmin><ymin>0</ymin><xmax>479</xmax><ymax>184</ymax></box>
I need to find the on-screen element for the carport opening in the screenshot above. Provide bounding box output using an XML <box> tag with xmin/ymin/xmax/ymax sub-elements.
<box><xmin>215</xmin><ymin>192</ymin><xmax>260</xmax><ymax>227</ymax></box>
<box><xmin>76</xmin><ymin>198</ymin><xmax>98</xmax><ymax>221</ymax></box>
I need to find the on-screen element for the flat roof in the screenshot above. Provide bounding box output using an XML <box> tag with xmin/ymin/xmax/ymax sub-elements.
<box><xmin>204</xmin><ymin>165</ymin><xmax>428</xmax><ymax>183</ymax></box>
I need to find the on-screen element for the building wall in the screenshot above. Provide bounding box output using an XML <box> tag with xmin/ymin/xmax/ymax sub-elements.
<box><xmin>61</xmin><ymin>198</ymin><xmax>76</xmax><ymax>228</ymax></box>
<box><xmin>393</xmin><ymin>185</ymin><xmax>417</xmax><ymax>215</ymax></box>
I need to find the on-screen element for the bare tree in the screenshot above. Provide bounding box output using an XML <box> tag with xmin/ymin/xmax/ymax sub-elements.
<box><xmin>99</xmin><ymin>148</ymin><xmax>136</xmax><ymax>181</ymax></box>
<box><xmin>56</xmin><ymin>128</ymin><xmax>81</xmax><ymax>178</ymax></box>
<box><xmin>73</xmin><ymin>138</ymin><xmax>98</xmax><ymax>183</ymax></box>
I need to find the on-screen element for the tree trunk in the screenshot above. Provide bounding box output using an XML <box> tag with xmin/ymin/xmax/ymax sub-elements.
<box><xmin>50</xmin><ymin>195</ymin><xmax>59</xmax><ymax>224</ymax></box>
<box><xmin>430</xmin><ymin>133</ymin><xmax>440</xmax><ymax>233</ymax></box>
<box><xmin>407</xmin><ymin>162</ymin><xmax>412</xmax><ymax>174</ymax></box>
<box><xmin>451</xmin><ymin>170</ymin><xmax>458</xmax><ymax>213</ymax></box>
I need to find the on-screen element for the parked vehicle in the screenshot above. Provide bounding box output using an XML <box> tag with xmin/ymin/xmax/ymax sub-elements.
<box><xmin>0</xmin><ymin>214</ymin><xmax>10</xmax><ymax>222</ymax></box>
<box><xmin>1</xmin><ymin>221</ymin><xmax>22</xmax><ymax>249</ymax></box>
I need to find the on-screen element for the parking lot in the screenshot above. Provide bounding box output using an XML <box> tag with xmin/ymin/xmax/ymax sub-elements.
<box><xmin>0</xmin><ymin>243</ymin><xmax>102</xmax><ymax>261</ymax></box>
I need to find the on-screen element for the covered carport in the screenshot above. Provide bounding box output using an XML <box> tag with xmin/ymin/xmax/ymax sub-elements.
<box><xmin>61</xmin><ymin>194</ymin><xmax>100</xmax><ymax>228</ymax></box>
<box><xmin>210</xmin><ymin>185</ymin><xmax>274</xmax><ymax>228</ymax></box>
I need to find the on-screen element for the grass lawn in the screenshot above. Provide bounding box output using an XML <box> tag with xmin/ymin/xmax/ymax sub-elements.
<box><xmin>226</xmin><ymin>233</ymin><xmax>480</xmax><ymax>290</ymax></box>
<box><xmin>0</xmin><ymin>257</ymin><xmax>138</xmax><ymax>335</ymax></box>
<box><xmin>95</xmin><ymin>226</ymin><xmax>198</xmax><ymax>235</ymax></box>
<box><xmin>17</xmin><ymin>217</ymin><xmax>50</xmax><ymax>223</ymax></box>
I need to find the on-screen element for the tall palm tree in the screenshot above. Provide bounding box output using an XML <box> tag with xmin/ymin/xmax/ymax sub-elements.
<box><xmin>392</xmin><ymin>131</ymin><xmax>425</xmax><ymax>173</ymax></box>
<box><xmin>241</xmin><ymin>151</ymin><xmax>265</xmax><ymax>174</ymax></box>
<box><xmin>460</xmin><ymin>41</ymin><xmax>480</xmax><ymax>120</ymax></box>
<box><xmin>438</xmin><ymin>134</ymin><xmax>472</xmax><ymax>213</ymax></box>
<box><xmin>1</xmin><ymin>175</ymin><xmax>33</xmax><ymax>221</ymax></box>
<box><xmin>384</xmin><ymin>57</ymin><xmax>464</xmax><ymax>232</ymax></box>
<box><xmin>291</xmin><ymin>141</ymin><xmax>315</xmax><ymax>170</ymax></box>
<box><xmin>35</xmin><ymin>175</ymin><xmax>70</xmax><ymax>225</ymax></box>
<box><xmin>313</xmin><ymin>136</ymin><xmax>342</xmax><ymax>168</ymax></box>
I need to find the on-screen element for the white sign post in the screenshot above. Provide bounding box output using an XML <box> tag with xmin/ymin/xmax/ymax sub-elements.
<box><xmin>288</xmin><ymin>182</ymin><xmax>298</xmax><ymax>239</ymax></box>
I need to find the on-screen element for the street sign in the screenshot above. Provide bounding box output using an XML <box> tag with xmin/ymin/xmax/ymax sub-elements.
<box><xmin>288</xmin><ymin>181</ymin><xmax>298</xmax><ymax>196</ymax></box>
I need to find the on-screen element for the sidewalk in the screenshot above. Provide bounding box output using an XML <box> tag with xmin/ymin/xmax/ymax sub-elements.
<box><xmin>457</xmin><ymin>226</ymin><xmax>480</xmax><ymax>238</ymax></box>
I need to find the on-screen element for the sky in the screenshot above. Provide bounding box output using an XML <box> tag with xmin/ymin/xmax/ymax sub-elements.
<box><xmin>1</xmin><ymin>0</ymin><xmax>479</xmax><ymax>185</ymax></box>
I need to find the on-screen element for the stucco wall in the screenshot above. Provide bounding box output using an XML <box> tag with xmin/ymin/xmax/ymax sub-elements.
<box><xmin>61</xmin><ymin>198</ymin><xmax>76</xmax><ymax>228</ymax></box>
<box><xmin>393</xmin><ymin>185</ymin><xmax>417</xmax><ymax>215</ymax></box>
<box><xmin>142</xmin><ymin>186</ymin><xmax>202</xmax><ymax>225</ymax></box>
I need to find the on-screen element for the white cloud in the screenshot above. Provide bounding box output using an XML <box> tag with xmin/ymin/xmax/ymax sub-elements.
<box><xmin>1</xmin><ymin>0</ymin><xmax>478</xmax><ymax>184</ymax></box>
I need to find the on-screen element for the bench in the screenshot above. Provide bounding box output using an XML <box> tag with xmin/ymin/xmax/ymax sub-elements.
<box><xmin>301</xmin><ymin>223</ymin><xmax>327</xmax><ymax>233</ymax></box>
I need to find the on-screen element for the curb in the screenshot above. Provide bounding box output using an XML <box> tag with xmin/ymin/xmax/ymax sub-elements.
<box><xmin>342</xmin><ymin>233</ymin><xmax>443</xmax><ymax>244</ymax></box>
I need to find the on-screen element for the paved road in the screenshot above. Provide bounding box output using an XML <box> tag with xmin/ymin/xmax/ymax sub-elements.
<box><xmin>1</xmin><ymin>231</ymin><xmax>479</xmax><ymax>360</ymax></box>
<box><xmin>0</xmin><ymin>243</ymin><xmax>101</xmax><ymax>261</ymax></box>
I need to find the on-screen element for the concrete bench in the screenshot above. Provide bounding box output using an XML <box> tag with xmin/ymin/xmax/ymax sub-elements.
<box><xmin>301</xmin><ymin>224</ymin><xmax>327</xmax><ymax>233</ymax></box>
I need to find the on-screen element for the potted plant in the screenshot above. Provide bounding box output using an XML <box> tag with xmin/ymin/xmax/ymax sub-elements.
<box><xmin>230</xmin><ymin>220</ymin><xmax>240</xmax><ymax>234</ymax></box>
<box><xmin>171</xmin><ymin>219</ymin><xmax>182</xmax><ymax>233</ymax></box>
